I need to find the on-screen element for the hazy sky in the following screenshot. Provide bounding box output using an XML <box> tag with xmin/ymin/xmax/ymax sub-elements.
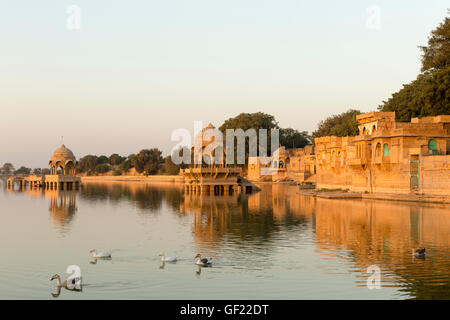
<box><xmin>0</xmin><ymin>0</ymin><xmax>448</xmax><ymax>168</ymax></box>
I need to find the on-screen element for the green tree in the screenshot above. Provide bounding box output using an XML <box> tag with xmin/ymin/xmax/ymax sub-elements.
<box><xmin>379</xmin><ymin>15</ymin><xmax>450</xmax><ymax>120</ymax></box>
<box><xmin>32</xmin><ymin>168</ymin><xmax>42</xmax><ymax>175</ymax></box>
<box><xmin>219</xmin><ymin>112</ymin><xmax>279</xmax><ymax>132</ymax></box>
<box><xmin>420</xmin><ymin>16</ymin><xmax>450</xmax><ymax>72</ymax></box>
<box><xmin>41</xmin><ymin>168</ymin><xmax>51</xmax><ymax>175</ymax></box>
<box><xmin>96</xmin><ymin>155</ymin><xmax>109</xmax><ymax>165</ymax></box>
<box><xmin>109</xmin><ymin>154</ymin><xmax>125</xmax><ymax>166</ymax></box>
<box><xmin>219</xmin><ymin>112</ymin><xmax>280</xmax><ymax>165</ymax></box>
<box><xmin>378</xmin><ymin>66</ymin><xmax>450</xmax><ymax>121</ymax></box>
<box><xmin>112</xmin><ymin>168</ymin><xmax>122</xmax><ymax>176</ymax></box>
<box><xmin>94</xmin><ymin>163</ymin><xmax>110</xmax><ymax>174</ymax></box>
<box><xmin>118</xmin><ymin>158</ymin><xmax>133</xmax><ymax>173</ymax></box>
<box><xmin>279</xmin><ymin>128</ymin><xmax>311</xmax><ymax>148</ymax></box>
<box><xmin>132</xmin><ymin>149</ymin><xmax>163</xmax><ymax>175</ymax></box>
<box><xmin>0</xmin><ymin>163</ymin><xmax>15</xmax><ymax>175</ymax></box>
<box><xmin>77</xmin><ymin>155</ymin><xmax>98</xmax><ymax>173</ymax></box>
<box><xmin>15</xmin><ymin>166</ymin><xmax>31</xmax><ymax>175</ymax></box>
<box><xmin>164</xmin><ymin>155</ymin><xmax>181</xmax><ymax>175</ymax></box>
<box><xmin>312</xmin><ymin>109</ymin><xmax>361</xmax><ymax>139</ymax></box>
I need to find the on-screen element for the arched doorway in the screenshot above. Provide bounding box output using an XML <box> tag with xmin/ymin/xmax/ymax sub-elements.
<box><xmin>428</xmin><ymin>139</ymin><xmax>438</xmax><ymax>155</ymax></box>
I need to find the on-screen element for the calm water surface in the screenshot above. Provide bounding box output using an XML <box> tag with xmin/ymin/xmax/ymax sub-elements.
<box><xmin>1</xmin><ymin>182</ymin><xmax>450</xmax><ymax>299</ymax></box>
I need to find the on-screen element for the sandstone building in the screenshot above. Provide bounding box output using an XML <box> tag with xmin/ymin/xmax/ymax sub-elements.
<box><xmin>248</xmin><ymin>145</ymin><xmax>315</xmax><ymax>183</ymax></box>
<box><xmin>248</xmin><ymin>111</ymin><xmax>450</xmax><ymax>195</ymax></box>
<box><xmin>315</xmin><ymin>112</ymin><xmax>450</xmax><ymax>195</ymax></box>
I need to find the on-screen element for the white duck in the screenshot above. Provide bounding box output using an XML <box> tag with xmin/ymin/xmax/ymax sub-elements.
<box><xmin>195</xmin><ymin>254</ymin><xmax>212</xmax><ymax>267</ymax></box>
<box><xmin>50</xmin><ymin>274</ymin><xmax>82</xmax><ymax>290</ymax></box>
<box><xmin>158</xmin><ymin>253</ymin><xmax>177</xmax><ymax>262</ymax></box>
<box><xmin>89</xmin><ymin>249</ymin><xmax>111</xmax><ymax>259</ymax></box>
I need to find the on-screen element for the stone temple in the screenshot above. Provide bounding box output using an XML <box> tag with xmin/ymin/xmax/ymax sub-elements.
<box><xmin>7</xmin><ymin>144</ymin><xmax>81</xmax><ymax>190</ymax></box>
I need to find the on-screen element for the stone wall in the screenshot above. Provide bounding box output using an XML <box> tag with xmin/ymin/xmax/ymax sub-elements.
<box><xmin>420</xmin><ymin>155</ymin><xmax>450</xmax><ymax>195</ymax></box>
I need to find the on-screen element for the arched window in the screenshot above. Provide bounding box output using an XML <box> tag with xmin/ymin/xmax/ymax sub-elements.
<box><xmin>375</xmin><ymin>143</ymin><xmax>381</xmax><ymax>157</ymax></box>
<box><xmin>279</xmin><ymin>161</ymin><xmax>284</xmax><ymax>168</ymax></box>
<box><xmin>273</xmin><ymin>161</ymin><xmax>278</xmax><ymax>168</ymax></box>
<box><xmin>383</xmin><ymin>144</ymin><xmax>389</xmax><ymax>157</ymax></box>
<box><xmin>428</xmin><ymin>139</ymin><xmax>438</xmax><ymax>155</ymax></box>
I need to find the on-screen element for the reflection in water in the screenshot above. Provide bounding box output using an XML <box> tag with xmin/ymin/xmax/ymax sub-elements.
<box><xmin>80</xmin><ymin>182</ymin><xmax>183</xmax><ymax>212</ymax></box>
<box><xmin>312</xmin><ymin>198</ymin><xmax>450</xmax><ymax>299</ymax></box>
<box><xmin>2</xmin><ymin>181</ymin><xmax>450</xmax><ymax>299</ymax></box>
<box><xmin>46</xmin><ymin>190</ymin><xmax>77</xmax><ymax>235</ymax></box>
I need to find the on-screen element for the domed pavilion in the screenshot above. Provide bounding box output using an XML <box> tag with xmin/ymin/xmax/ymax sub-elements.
<box><xmin>48</xmin><ymin>144</ymin><xmax>77</xmax><ymax>175</ymax></box>
<box><xmin>11</xmin><ymin>144</ymin><xmax>82</xmax><ymax>191</ymax></box>
<box><xmin>180</xmin><ymin>123</ymin><xmax>257</xmax><ymax>195</ymax></box>
<box><xmin>44</xmin><ymin>144</ymin><xmax>81</xmax><ymax>190</ymax></box>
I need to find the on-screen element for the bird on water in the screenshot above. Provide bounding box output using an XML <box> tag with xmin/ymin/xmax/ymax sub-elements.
<box><xmin>412</xmin><ymin>248</ymin><xmax>426</xmax><ymax>258</ymax></box>
<box><xmin>195</xmin><ymin>254</ymin><xmax>213</xmax><ymax>267</ymax></box>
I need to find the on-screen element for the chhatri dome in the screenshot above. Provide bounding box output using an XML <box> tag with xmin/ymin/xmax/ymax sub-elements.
<box><xmin>48</xmin><ymin>144</ymin><xmax>77</xmax><ymax>176</ymax></box>
<box><xmin>193</xmin><ymin>123</ymin><xmax>226</xmax><ymax>167</ymax></box>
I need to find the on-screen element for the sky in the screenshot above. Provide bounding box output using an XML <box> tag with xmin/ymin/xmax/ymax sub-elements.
<box><xmin>0</xmin><ymin>0</ymin><xmax>448</xmax><ymax>168</ymax></box>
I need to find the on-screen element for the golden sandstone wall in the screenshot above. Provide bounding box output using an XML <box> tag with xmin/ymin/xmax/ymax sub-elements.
<box><xmin>247</xmin><ymin>112</ymin><xmax>450</xmax><ymax>196</ymax></box>
<box><xmin>314</xmin><ymin>113</ymin><xmax>450</xmax><ymax>195</ymax></box>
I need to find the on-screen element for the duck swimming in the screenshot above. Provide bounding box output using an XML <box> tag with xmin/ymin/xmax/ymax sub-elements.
<box><xmin>158</xmin><ymin>253</ymin><xmax>177</xmax><ymax>262</ymax></box>
<box><xmin>195</xmin><ymin>254</ymin><xmax>212</xmax><ymax>267</ymax></box>
<box><xmin>50</xmin><ymin>274</ymin><xmax>82</xmax><ymax>291</ymax></box>
<box><xmin>412</xmin><ymin>248</ymin><xmax>426</xmax><ymax>258</ymax></box>
<box><xmin>89</xmin><ymin>249</ymin><xmax>111</xmax><ymax>259</ymax></box>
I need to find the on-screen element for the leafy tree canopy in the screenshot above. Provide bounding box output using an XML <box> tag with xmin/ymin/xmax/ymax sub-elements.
<box><xmin>420</xmin><ymin>16</ymin><xmax>450</xmax><ymax>72</ymax></box>
<box><xmin>94</xmin><ymin>163</ymin><xmax>110</xmax><ymax>174</ymax></box>
<box><xmin>312</xmin><ymin>109</ymin><xmax>361</xmax><ymax>139</ymax></box>
<box><xmin>132</xmin><ymin>149</ymin><xmax>163</xmax><ymax>175</ymax></box>
<box><xmin>0</xmin><ymin>163</ymin><xmax>15</xmax><ymax>175</ymax></box>
<box><xmin>15</xmin><ymin>166</ymin><xmax>31</xmax><ymax>175</ymax></box>
<box><xmin>77</xmin><ymin>155</ymin><xmax>98</xmax><ymax>173</ymax></box>
<box><xmin>109</xmin><ymin>154</ymin><xmax>125</xmax><ymax>166</ymax></box>
<box><xmin>378</xmin><ymin>66</ymin><xmax>450</xmax><ymax>121</ymax></box>
<box><xmin>219</xmin><ymin>112</ymin><xmax>279</xmax><ymax>132</ymax></box>
<box><xmin>164</xmin><ymin>155</ymin><xmax>181</xmax><ymax>175</ymax></box>
<box><xmin>96</xmin><ymin>155</ymin><xmax>109</xmax><ymax>165</ymax></box>
<box><xmin>218</xmin><ymin>112</ymin><xmax>311</xmax><ymax>165</ymax></box>
<box><xmin>379</xmin><ymin>15</ymin><xmax>450</xmax><ymax>121</ymax></box>
<box><xmin>280</xmin><ymin>128</ymin><xmax>311</xmax><ymax>149</ymax></box>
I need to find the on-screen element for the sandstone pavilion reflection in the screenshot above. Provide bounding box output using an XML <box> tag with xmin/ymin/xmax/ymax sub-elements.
<box><xmin>269</xmin><ymin>185</ymin><xmax>450</xmax><ymax>298</ymax></box>
<box><xmin>180</xmin><ymin>191</ymin><xmax>242</xmax><ymax>248</ymax></box>
<box><xmin>312</xmin><ymin>197</ymin><xmax>450</xmax><ymax>298</ymax></box>
<box><xmin>179</xmin><ymin>184</ymin><xmax>314</xmax><ymax>253</ymax></box>
<box><xmin>5</xmin><ymin>145</ymin><xmax>82</xmax><ymax>235</ymax></box>
<box><xmin>46</xmin><ymin>189</ymin><xmax>78</xmax><ymax>235</ymax></box>
<box><xmin>181</xmin><ymin>183</ymin><xmax>450</xmax><ymax>298</ymax></box>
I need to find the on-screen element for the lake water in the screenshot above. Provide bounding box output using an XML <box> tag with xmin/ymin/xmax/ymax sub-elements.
<box><xmin>1</xmin><ymin>181</ymin><xmax>450</xmax><ymax>299</ymax></box>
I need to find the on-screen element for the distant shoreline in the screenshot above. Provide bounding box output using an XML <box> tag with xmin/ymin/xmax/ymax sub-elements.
<box><xmin>81</xmin><ymin>175</ymin><xmax>184</xmax><ymax>183</ymax></box>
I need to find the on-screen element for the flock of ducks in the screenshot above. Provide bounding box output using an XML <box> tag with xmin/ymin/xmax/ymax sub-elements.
<box><xmin>51</xmin><ymin>247</ymin><xmax>428</xmax><ymax>294</ymax></box>
<box><xmin>50</xmin><ymin>249</ymin><xmax>213</xmax><ymax>294</ymax></box>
